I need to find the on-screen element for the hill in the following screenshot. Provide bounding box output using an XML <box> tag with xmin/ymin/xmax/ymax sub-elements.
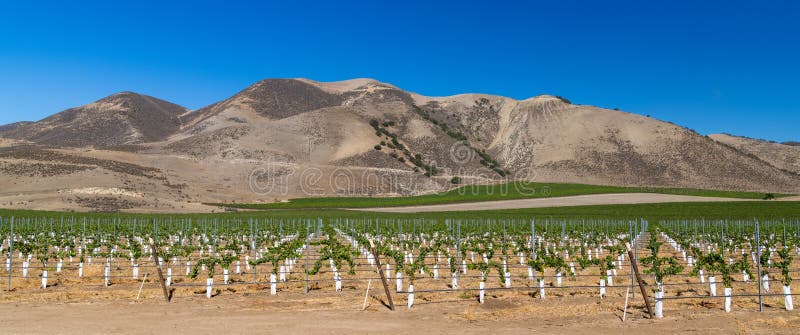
<box><xmin>1</xmin><ymin>92</ymin><xmax>188</xmax><ymax>147</ymax></box>
<box><xmin>0</xmin><ymin>78</ymin><xmax>798</xmax><ymax>212</ymax></box>
<box><xmin>709</xmin><ymin>133</ymin><xmax>800</xmax><ymax>174</ymax></box>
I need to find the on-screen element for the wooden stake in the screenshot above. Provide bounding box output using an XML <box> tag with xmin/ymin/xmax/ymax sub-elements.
<box><xmin>370</xmin><ymin>241</ymin><xmax>395</xmax><ymax>311</ymax></box>
<box><xmin>362</xmin><ymin>279</ymin><xmax>372</xmax><ymax>310</ymax></box>
<box><xmin>627</xmin><ymin>242</ymin><xmax>653</xmax><ymax>319</ymax></box>
<box><xmin>149</xmin><ymin>238</ymin><xmax>171</xmax><ymax>303</ymax></box>
<box><xmin>136</xmin><ymin>273</ymin><xmax>148</xmax><ymax>301</ymax></box>
<box><xmin>622</xmin><ymin>287</ymin><xmax>630</xmax><ymax>322</ymax></box>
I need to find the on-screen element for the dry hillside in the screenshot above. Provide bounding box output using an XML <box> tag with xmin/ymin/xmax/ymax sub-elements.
<box><xmin>709</xmin><ymin>133</ymin><xmax>800</xmax><ymax>174</ymax></box>
<box><xmin>0</xmin><ymin>78</ymin><xmax>798</xmax><ymax>212</ymax></box>
<box><xmin>1</xmin><ymin>92</ymin><xmax>188</xmax><ymax>147</ymax></box>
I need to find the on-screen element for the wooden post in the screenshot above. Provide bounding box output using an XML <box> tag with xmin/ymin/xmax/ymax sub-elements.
<box><xmin>622</xmin><ymin>287</ymin><xmax>630</xmax><ymax>322</ymax></box>
<box><xmin>149</xmin><ymin>238</ymin><xmax>171</xmax><ymax>303</ymax></box>
<box><xmin>626</xmin><ymin>242</ymin><xmax>653</xmax><ymax>319</ymax></box>
<box><xmin>370</xmin><ymin>241</ymin><xmax>395</xmax><ymax>311</ymax></box>
<box><xmin>7</xmin><ymin>217</ymin><xmax>13</xmax><ymax>292</ymax></box>
<box><xmin>362</xmin><ymin>279</ymin><xmax>372</xmax><ymax>310</ymax></box>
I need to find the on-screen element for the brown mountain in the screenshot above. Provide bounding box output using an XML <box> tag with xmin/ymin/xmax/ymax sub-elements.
<box><xmin>0</xmin><ymin>78</ymin><xmax>798</xmax><ymax>212</ymax></box>
<box><xmin>709</xmin><ymin>133</ymin><xmax>800</xmax><ymax>175</ymax></box>
<box><xmin>183</xmin><ymin>79</ymin><xmax>345</xmax><ymax>125</ymax></box>
<box><xmin>1</xmin><ymin>92</ymin><xmax>188</xmax><ymax>147</ymax></box>
<box><xmin>0</xmin><ymin>121</ymin><xmax>34</xmax><ymax>134</ymax></box>
<box><xmin>166</xmin><ymin>78</ymin><xmax>800</xmax><ymax>193</ymax></box>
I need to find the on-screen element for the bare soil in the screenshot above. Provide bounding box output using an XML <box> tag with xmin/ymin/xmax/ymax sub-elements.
<box><xmin>359</xmin><ymin>193</ymin><xmax>751</xmax><ymax>213</ymax></box>
<box><xmin>1</xmin><ymin>290</ymin><xmax>797</xmax><ymax>334</ymax></box>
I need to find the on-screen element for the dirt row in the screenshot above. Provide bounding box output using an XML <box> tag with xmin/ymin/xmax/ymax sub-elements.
<box><xmin>356</xmin><ymin>193</ymin><xmax>752</xmax><ymax>213</ymax></box>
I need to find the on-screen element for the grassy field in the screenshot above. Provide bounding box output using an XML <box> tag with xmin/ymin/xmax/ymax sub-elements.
<box><xmin>1</xmin><ymin>201</ymin><xmax>798</xmax><ymax>221</ymax></box>
<box><xmin>207</xmin><ymin>181</ymin><xmax>791</xmax><ymax>209</ymax></box>
<box><xmin>461</xmin><ymin>201</ymin><xmax>800</xmax><ymax>220</ymax></box>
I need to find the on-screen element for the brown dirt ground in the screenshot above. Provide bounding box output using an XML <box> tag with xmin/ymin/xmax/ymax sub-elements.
<box><xmin>1</xmin><ymin>289</ymin><xmax>798</xmax><ymax>334</ymax></box>
<box><xmin>357</xmin><ymin>193</ymin><xmax>752</xmax><ymax>213</ymax></box>
<box><xmin>1</xmin><ymin>258</ymin><xmax>798</xmax><ymax>335</ymax></box>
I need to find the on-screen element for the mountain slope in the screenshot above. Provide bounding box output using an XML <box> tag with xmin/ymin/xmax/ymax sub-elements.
<box><xmin>181</xmin><ymin>79</ymin><xmax>344</xmax><ymax>128</ymax></box>
<box><xmin>412</xmin><ymin>94</ymin><xmax>800</xmax><ymax>193</ymax></box>
<box><xmin>2</xmin><ymin>92</ymin><xmax>188</xmax><ymax>147</ymax></box>
<box><xmin>0</xmin><ymin>121</ymin><xmax>34</xmax><ymax>134</ymax></box>
<box><xmin>0</xmin><ymin>78</ymin><xmax>798</xmax><ymax>212</ymax></box>
<box><xmin>709</xmin><ymin>133</ymin><xmax>800</xmax><ymax>174</ymax></box>
<box><xmin>163</xmin><ymin>78</ymin><xmax>800</xmax><ymax>194</ymax></box>
<box><xmin>168</xmin><ymin>79</ymin><xmax>492</xmax><ymax>179</ymax></box>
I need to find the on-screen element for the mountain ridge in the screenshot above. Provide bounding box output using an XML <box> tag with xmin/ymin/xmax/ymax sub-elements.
<box><xmin>0</xmin><ymin>78</ymin><xmax>798</xmax><ymax>212</ymax></box>
<box><xmin>0</xmin><ymin>92</ymin><xmax>188</xmax><ymax>147</ymax></box>
<box><xmin>709</xmin><ymin>133</ymin><xmax>800</xmax><ymax>175</ymax></box>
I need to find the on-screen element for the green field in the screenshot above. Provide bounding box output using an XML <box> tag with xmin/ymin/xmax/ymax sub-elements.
<box><xmin>460</xmin><ymin>201</ymin><xmax>800</xmax><ymax>220</ymax></box>
<box><xmin>2</xmin><ymin>201</ymin><xmax>799</xmax><ymax>221</ymax></box>
<box><xmin>207</xmin><ymin>182</ymin><xmax>791</xmax><ymax>210</ymax></box>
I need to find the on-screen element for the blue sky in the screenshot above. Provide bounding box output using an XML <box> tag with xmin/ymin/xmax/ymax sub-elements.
<box><xmin>0</xmin><ymin>0</ymin><xmax>798</xmax><ymax>141</ymax></box>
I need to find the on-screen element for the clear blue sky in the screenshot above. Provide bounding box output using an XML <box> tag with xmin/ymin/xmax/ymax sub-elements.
<box><xmin>1</xmin><ymin>1</ymin><xmax>798</xmax><ymax>141</ymax></box>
